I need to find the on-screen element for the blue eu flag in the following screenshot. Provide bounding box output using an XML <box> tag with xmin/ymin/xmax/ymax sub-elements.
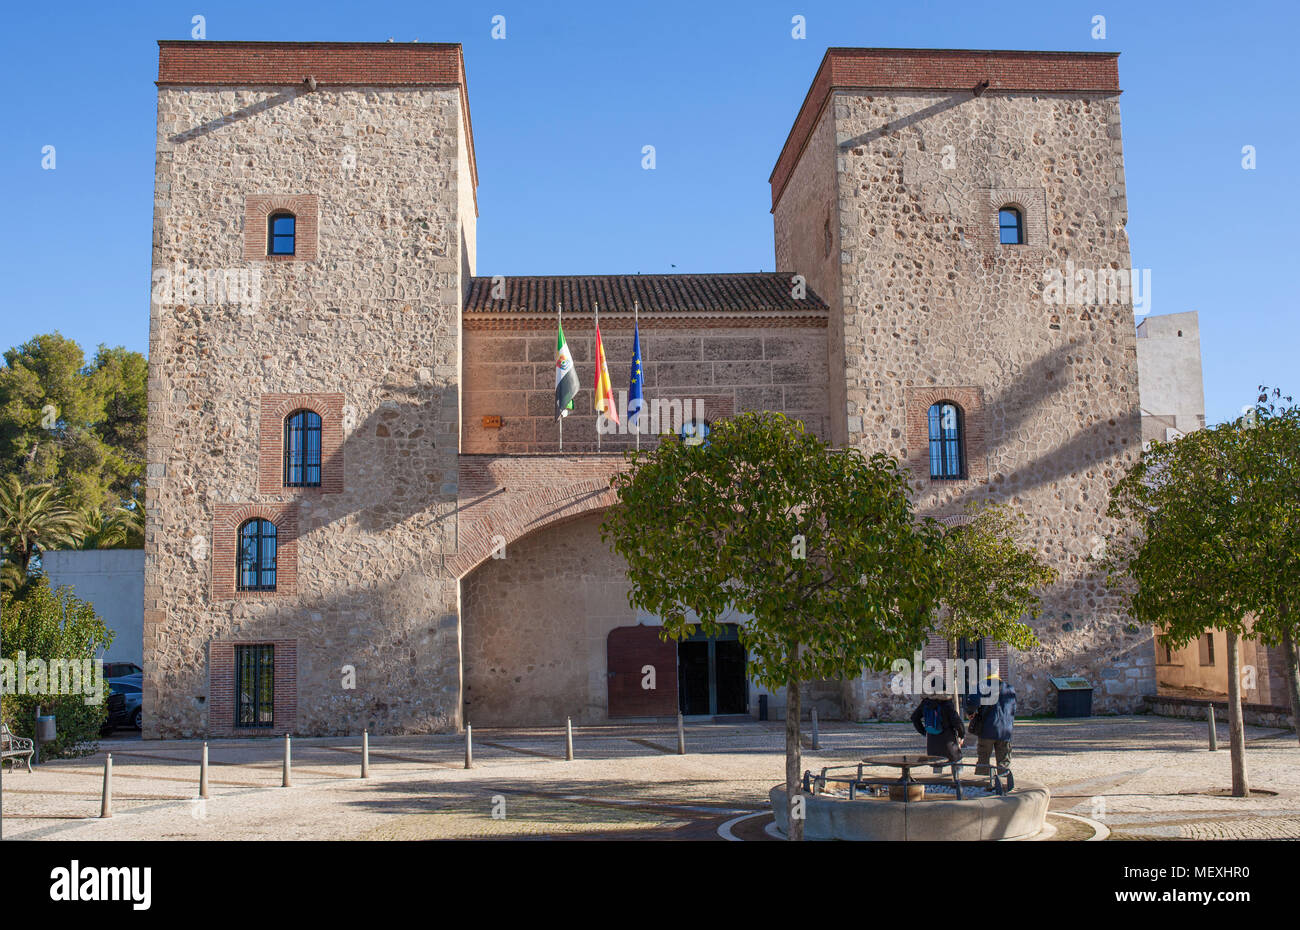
<box><xmin>627</xmin><ymin>323</ymin><xmax>644</xmax><ymax>428</ymax></box>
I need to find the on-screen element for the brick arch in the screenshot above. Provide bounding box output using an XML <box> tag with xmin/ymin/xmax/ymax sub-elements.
<box><xmin>242</xmin><ymin>194</ymin><xmax>319</xmax><ymax>261</ymax></box>
<box><xmin>450</xmin><ymin>475</ymin><xmax>622</xmax><ymax>579</ymax></box>
<box><xmin>905</xmin><ymin>386</ymin><xmax>988</xmax><ymax>484</ymax></box>
<box><xmin>258</xmin><ymin>393</ymin><xmax>344</xmax><ymax>494</ymax></box>
<box><xmin>211</xmin><ymin>501</ymin><xmax>298</xmax><ymax>599</ymax></box>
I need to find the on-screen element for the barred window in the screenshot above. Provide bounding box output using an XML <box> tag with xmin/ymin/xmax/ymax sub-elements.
<box><xmin>928</xmin><ymin>402</ymin><xmax>965</xmax><ymax>480</ymax></box>
<box><xmin>237</xmin><ymin>519</ymin><xmax>278</xmax><ymax>592</ymax></box>
<box><xmin>998</xmin><ymin>207</ymin><xmax>1024</xmax><ymax>245</ymax></box>
<box><xmin>235</xmin><ymin>645</ymin><xmax>275</xmax><ymax>728</ymax></box>
<box><xmin>268</xmin><ymin>212</ymin><xmax>296</xmax><ymax>255</ymax></box>
<box><xmin>284</xmin><ymin>410</ymin><xmax>322</xmax><ymax>487</ymax></box>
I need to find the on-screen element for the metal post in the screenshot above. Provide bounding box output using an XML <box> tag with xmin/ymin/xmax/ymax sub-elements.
<box><xmin>281</xmin><ymin>733</ymin><xmax>292</xmax><ymax>788</ymax></box>
<box><xmin>199</xmin><ymin>742</ymin><xmax>209</xmax><ymax>799</ymax></box>
<box><xmin>811</xmin><ymin>707</ymin><xmax>820</xmax><ymax>750</ymax></box>
<box><xmin>676</xmin><ymin>712</ymin><xmax>686</xmax><ymax>755</ymax></box>
<box><xmin>361</xmin><ymin>729</ymin><xmax>370</xmax><ymax>778</ymax></box>
<box><xmin>33</xmin><ymin>704</ymin><xmax>40</xmax><ymax>767</ymax></box>
<box><xmin>464</xmin><ymin>724</ymin><xmax>473</xmax><ymax>769</ymax></box>
<box><xmin>100</xmin><ymin>753</ymin><xmax>113</xmax><ymax>818</ymax></box>
<box><xmin>565</xmin><ymin>717</ymin><xmax>574</xmax><ymax>761</ymax></box>
<box><xmin>1208</xmin><ymin>705</ymin><xmax>1218</xmax><ymax>752</ymax></box>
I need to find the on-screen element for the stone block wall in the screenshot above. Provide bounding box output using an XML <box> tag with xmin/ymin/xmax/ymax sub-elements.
<box><xmin>462</xmin><ymin>324</ymin><xmax>830</xmax><ymax>453</ymax></box>
<box><xmin>773</xmin><ymin>51</ymin><xmax>1153</xmax><ymax>717</ymax></box>
<box><xmin>145</xmin><ymin>47</ymin><xmax>475</xmax><ymax>737</ymax></box>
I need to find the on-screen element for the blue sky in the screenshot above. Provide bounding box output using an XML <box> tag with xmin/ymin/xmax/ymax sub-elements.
<box><xmin>1</xmin><ymin>0</ymin><xmax>1294</xmax><ymax>426</ymax></box>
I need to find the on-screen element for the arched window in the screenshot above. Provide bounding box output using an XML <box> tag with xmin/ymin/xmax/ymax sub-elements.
<box><xmin>998</xmin><ymin>207</ymin><xmax>1024</xmax><ymax>245</ymax></box>
<box><xmin>928</xmin><ymin>402</ymin><xmax>965</xmax><ymax>480</ymax></box>
<box><xmin>284</xmin><ymin>409</ymin><xmax>322</xmax><ymax>487</ymax></box>
<box><xmin>268</xmin><ymin>212</ymin><xmax>296</xmax><ymax>255</ymax></box>
<box><xmin>237</xmin><ymin>519</ymin><xmax>278</xmax><ymax>591</ymax></box>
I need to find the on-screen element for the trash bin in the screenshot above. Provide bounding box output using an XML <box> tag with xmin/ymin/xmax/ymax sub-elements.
<box><xmin>758</xmin><ymin>694</ymin><xmax>769</xmax><ymax>721</ymax></box>
<box><xmin>1050</xmin><ymin>677</ymin><xmax>1093</xmax><ymax>718</ymax></box>
<box><xmin>35</xmin><ymin>715</ymin><xmax>56</xmax><ymax>743</ymax></box>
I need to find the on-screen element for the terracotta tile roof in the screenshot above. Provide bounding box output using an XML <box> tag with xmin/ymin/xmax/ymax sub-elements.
<box><xmin>463</xmin><ymin>274</ymin><xmax>828</xmax><ymax>315</ymax></box>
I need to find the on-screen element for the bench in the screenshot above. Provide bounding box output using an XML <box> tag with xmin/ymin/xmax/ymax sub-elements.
<box><xmin>1</xmin><ymin>722</ymin><xmax>34</xmax><ymax>772</ymax></box>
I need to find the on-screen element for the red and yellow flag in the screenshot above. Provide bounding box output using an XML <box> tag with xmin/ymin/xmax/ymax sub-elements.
<box><xmin>594</xmin><ymin>322</ymin><xmax>619</xmax><ymax>425</ymax></box>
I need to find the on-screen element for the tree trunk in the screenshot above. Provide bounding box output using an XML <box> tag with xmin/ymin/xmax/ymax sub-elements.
<box><xmin>1281</xmin><ymin>624</ymin><xmax>1300</xmax><ymax>748</ymax></box>
<box><xmin>785</xmin><ymin>679</ymin><xmax>803</xmax><ymax>841</ymax></box>
<box><xmin>1226</xmin><ymin>631</ymin><xmax>1250</xmax><ymax>797</ymax></box>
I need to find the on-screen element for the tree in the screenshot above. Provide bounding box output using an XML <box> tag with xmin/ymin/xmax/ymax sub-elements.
<box><xmin>601</xmin><ymin>413</ymin><xmax>947</xmax><ymax>840</ymax></box>
<box><xmin>1104</xmin><ymin>387</ymin><xmax>1300</xmax><ymax>794</ymax></box>
<box><xmin>0</xmin><ymin>476</ymin><xmax>82</xmax><ymax>576</ymax></box>
<box><xmin>0</xmin><ymin>333</ymin><xmax>147</xmax><ymax>515</ymax></box>
<box><xmin>1</xmin><ymin>577</ymin><xmax>113</xmax><ymax>758</ymax></box>
<box><xmin>934</xmin><ymin>504</ymin><xmax>1056</xmax><ymax>653</ymax></box>
<box><xmin>74</xmin><ymin>504</ymin><xmax>139</xmax><ymax>550</ymax></box>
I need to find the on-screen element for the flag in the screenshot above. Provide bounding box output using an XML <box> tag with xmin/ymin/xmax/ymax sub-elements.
<box><xmin>627</xmin><ymin>322</ymin><xmax>644</xmax><ymax>428</ymax></box>
<box><xmin>555</xmin><ymin>320</ymin><xmax>579</xmax><ymax>420</ymax></box>
<box><xmin>594</xmin><ymin>322</ymin><xmax>618</xmax><ymax>425</ymax></box>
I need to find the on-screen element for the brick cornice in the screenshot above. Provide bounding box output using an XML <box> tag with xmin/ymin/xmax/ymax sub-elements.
<box><xmin>770</xmin><ymin>47</ymin><xmax>1122</xmax><ymax>212</ymax></box>
<box><xmin>464</xmin><ymin>314</ymin><xmax>827</xmax><ymax>331</ymax></box>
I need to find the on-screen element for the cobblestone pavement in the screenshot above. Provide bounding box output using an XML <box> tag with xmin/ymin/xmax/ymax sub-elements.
<box><xmin>2</xmin><ymin>715</ymin><xmax>1296</xmax><ymax>841</ymax></box>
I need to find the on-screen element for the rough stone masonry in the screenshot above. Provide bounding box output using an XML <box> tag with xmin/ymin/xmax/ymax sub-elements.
<box><xmin>145</xmin><ymin>42</ymin><xmax>1155</xmax><ymax>738</ymax></box>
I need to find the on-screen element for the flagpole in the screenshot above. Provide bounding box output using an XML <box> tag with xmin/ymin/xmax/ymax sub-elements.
<box><xmin>595</xmin><ymin>302</ymin><xmax>601</xmax><ymax>454</ymax></box>
<box><xmin>634</xmin><ymin>300</ymin><xmax>640</xmax><ymax>451</ymax></box>
<box><xmin>558</xmin><ymin>301</ymin><xmax>563</xmax><ymax>453</ymax></box>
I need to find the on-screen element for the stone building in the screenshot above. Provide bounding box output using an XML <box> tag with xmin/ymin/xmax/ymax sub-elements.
<box><xmin>1135</xmin><ymin>311</ymin><xmax>1289</xmax><ymax>710</ymax></box>
<box><xmin>144</xmin><ymin>42</ymin><xmax>1158</xmax><ymax>738</ymax></box>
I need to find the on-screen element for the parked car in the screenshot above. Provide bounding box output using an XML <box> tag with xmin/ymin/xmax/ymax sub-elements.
<box><xmin>101</xmin><ymin>678</ymin><xmax>143</xmax><ymax>733</ymax></box>
<box><xmin>103</xmin><ymin>662</ymin><xmax>143</xmax><ymax>679</ymax></box>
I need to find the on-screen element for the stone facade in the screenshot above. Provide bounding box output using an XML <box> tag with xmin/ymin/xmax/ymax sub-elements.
<box><xmin>771</xmin><ymin>48</ymin><xmax>1154</xmax><ymax>717</ymax></box>
<box><xmin>146</xmin><ymin>42</ymin><xmax>1173</xmax><ymax>737</ymax></box>
<box><xmin>145</xmin><ymin>43</ymin><xmax>473</xmax><ymax>737</ymax></box>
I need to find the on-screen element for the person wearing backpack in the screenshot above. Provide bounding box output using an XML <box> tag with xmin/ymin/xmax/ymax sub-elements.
<box><xmin>964</xmin><ymin>673</ymin><xmax>1016</xmax><ymax>775</ymax></box>
<box><xmin>910</xmin><ymin>692</ymin><xmax>965</xmax><ymax>771</ymax></box>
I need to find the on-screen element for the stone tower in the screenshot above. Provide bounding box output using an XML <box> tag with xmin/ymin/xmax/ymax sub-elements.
<box><xmin>771</xmin><ymin>48</ymin><xmax>1154</xmax><ymax>714</ymax></box>
<box><xmin>144</xmin><ymin>42</ymin><xmax>476</xmax><ymax>737</ymax></box>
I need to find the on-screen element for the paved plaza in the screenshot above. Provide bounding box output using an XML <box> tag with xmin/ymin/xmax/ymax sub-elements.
<box><xmin>3</xmin><ymin>715</ymin><xmax>1298</xmax><ymax>841</ymax></box>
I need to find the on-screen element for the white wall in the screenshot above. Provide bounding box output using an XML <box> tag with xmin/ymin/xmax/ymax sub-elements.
<box><xmin>41</xmin><ymin>550</ymin><xmax>144</xmax><ymax>666</ymax></box>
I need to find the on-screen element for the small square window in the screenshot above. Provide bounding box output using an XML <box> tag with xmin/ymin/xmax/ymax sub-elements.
<box><xmin>269</xmin><ymin>213</ymin><xmax>296</xmax><ymax>256</ymax></box>
<box><xmin>998</xmin><ymin>207</ymin><xmax>1024</xmax><ymax>245</ymax></box>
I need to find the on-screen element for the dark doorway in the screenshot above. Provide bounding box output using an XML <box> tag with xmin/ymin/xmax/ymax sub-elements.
<box><xmin>956</xmin><ymin>637</ymin><xmax>986</xmax><ymax>699</ymax></box>
<box><xmin>678</xmin><ymin>624</ymin><xmax>747</xmax><ymax>716</ymax></box>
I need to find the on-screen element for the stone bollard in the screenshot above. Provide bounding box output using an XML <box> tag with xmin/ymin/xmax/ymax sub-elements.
<box><xmin>464</xmin><ymin>724</ymin><xmax>473</xmax><ymax>769</ymax></box>
<box><xmin>1208</xmin><ymin>706</ymin><xmax>1218</xmax><ymax>752</ymax></box>
<box><xmin>811</xmin><ymin>707</ymin><xmax>820</xmax><ymax>750</ymax></box>
<box><xmin>677</xmin><ymin>712</ymin><xmax>686</xmax><ymax>755</ymax></box>
<box><xmin>199</xmin><ymin>742</ymin><xmax>209</xmax><ymax>799</ymax></box>
<box><xmin>281</xmin><ymin>734</ymin><xmax>292</xmax><ymax>788</ymax></box>
<box><xmin>565</xmin><ymin>717</ymin><xmax>574</xmax><ymax>761</ymax></box>
<box><xmin>100</xmin><ymin>754</ymin><xmax>113</xmax><ymax>818</ymax></box>
<box><xmin>361</xmin><ymin>729</ymin><xmax>370</xmax><ymax>779</ymax></box>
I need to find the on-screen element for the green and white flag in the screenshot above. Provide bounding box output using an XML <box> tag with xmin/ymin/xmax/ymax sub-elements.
<box><xmin>555</xmin><ymin>319</ymin><xmax>579</xmax><ymax>420</ymax></box>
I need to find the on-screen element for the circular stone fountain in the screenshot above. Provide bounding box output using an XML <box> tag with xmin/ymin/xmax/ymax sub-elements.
<box><xmin>770</xmin><ymin>773</ymin><xmax>1050</xmax><ymax>841</ymax></box>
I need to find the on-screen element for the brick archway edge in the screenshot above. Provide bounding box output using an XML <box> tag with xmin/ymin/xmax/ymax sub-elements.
<box><xmin>448</xmin><ymin>456</ymin><xmax>629</xmax><ymax>578</ymax></box>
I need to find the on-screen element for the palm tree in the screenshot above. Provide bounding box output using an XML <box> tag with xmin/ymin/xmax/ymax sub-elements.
<box><xmin>0</xmin><ymin>476</ymin><xmax>82</xmax><ymax>575</ymax></box>
<box><xmin>76</xmin><ymin>505</ymin><xmax>134</xmax><ymax>550</ymax></box>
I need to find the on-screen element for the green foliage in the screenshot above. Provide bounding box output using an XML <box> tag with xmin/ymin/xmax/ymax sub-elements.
<box><xmin>75</xmin><ymin>503</ymin><xmax>142</xmax><ymax>550</ymax></box>
<box><xmin>0</xmin><ymin>475</ymin><xmax>82</xmax><ymax>575</ymax></box>
<box><xmin>1104</xmin><ymin>386</ymin><xmax>1300</xmax><ymax>650</ymax></box>
<box><xmin>1</xmin><ymin>577</ymin><xmax>112</xmax><ymax>758</ymax></box>
<box><xmin>0</xmin><ymin>333</ymin><xmax>147</xmax><ymax>515</ymax></box>
<box><xmin>934</xmin><ymin>504</ymin><xmax>1055</xmax><ymax>651</ymax></box>
<box><xmin>601</xmin><ymin>412</ymin><xmax>947</xmax><ymax>691</ymax></box>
